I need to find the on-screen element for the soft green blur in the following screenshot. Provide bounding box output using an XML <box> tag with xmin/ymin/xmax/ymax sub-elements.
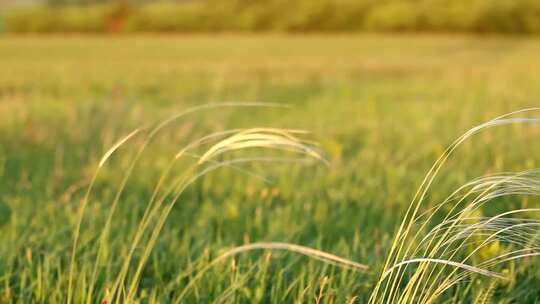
<box><xmin>0</xmin><ymin>35</ymin><xmax>540</xmax><ymax>302</ymax></box>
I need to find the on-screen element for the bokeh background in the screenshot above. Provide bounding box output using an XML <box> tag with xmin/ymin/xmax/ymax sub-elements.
<box><xmin>0</xmin><ymin>1</ymin><xmax>540</xmax><ymax>303</ymax></box>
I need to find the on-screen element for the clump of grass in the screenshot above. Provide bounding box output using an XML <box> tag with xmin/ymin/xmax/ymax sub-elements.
<box><xmin>369</xmin><ymin>108</ymin><xmax>540</xmax><ymax>303</ymax></box>
<box><xmin>67</xmin><ymin>103</ymin><xmax>367</xmax><ymax>304</ymax></box>
<box><xmin>68</xmin><ymin>105</ymin><xmax>540</xmax><ymax>303</ymax></box>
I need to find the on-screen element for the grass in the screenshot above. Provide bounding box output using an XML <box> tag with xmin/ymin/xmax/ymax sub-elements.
<box><xmin>0</xmin><ymin>34</ymin><xmax>540</xmax><ymax>303</ymax></box>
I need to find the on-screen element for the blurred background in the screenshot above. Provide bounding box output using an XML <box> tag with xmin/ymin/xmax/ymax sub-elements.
<box><xmin>1</xmin><ymin>1</ymin><xmax>540</xmax><ymax>303</ymax></box>
<box><xmin>1</xmin><ymin>0</ymin><xmax>540</xmax><ymax>34</ymax></box>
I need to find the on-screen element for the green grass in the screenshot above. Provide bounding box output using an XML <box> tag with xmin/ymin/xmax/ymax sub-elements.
<box><xmin>0</xmin><ymin>34</ymin><xmax>540</xmax><ymax>303</ymax></box>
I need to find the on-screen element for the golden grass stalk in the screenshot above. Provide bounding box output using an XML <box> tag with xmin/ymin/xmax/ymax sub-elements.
<box><xmin>119</xmin><ymin>127</ymin><xmax>328</xmax><ymax>302</ymax></box>
<box><xmin>74</xmin><ymin>103</ymin><xmax>339</xmax><ymax>303</ymax></box>
<box><xmin>175</xmin><ymin>242</ymin><xmax>368</xmax><ymax>302</ymax></box>
<box><xmin>369</xmin><ymin>108</ymin><xmax>540</xmax><ymax>303</ymax></box>
<box><xmin>70</xmin><ymin>102</ymin><xmax>287</xmax><ymax>303</ymax></box>
<box><xmin>74</xmin><ymin>106</ymin><xmax>540</xmax><ymax>303</ymax></box>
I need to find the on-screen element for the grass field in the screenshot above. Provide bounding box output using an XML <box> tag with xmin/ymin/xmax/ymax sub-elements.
<box><xmin>1</xmin><ymin>35</ymin><xmax>540</xmax><ymax>303</ymax></box>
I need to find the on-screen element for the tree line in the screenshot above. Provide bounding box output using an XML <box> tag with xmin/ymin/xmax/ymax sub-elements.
<box><xmin>2</xmin><ymin>0</ymin><xmax>540</xmax><ymax>34</ymax></box>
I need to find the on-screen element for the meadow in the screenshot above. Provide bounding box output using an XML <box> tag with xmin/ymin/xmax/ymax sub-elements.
<box><xmin>0</xmin><ymin>34</ymin><xmax>540</xmax><ymax>303</ymax></box>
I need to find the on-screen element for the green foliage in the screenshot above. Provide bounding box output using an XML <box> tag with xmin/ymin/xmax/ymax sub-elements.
<box><xmin>124</xmin><ymin>2</ymin><xmax>207</xmax><ymax>32</ymax></box>
<box><xmin>4</xmin><ymin>5</ymin><xmax>108</xmax><ymax>33</ymax></box>
<box><xmin>3</xmin><ymin>0</ymin><xmax>540</xmax><ymax>34</ymax></box>
<box><xmin>364</xmin><ymin>1</ymin><xmax>420</xmax><ymax>31</ymax></box>
<box><xmin>1</xmin><ymin>35</ymin><xmax>540</xmax><ymax>302</ymax></box>
<box><xmin>2</xmin><ymin>2</ymin><xmax>131</xmax><ymax>33</ymax></box>
<box><xmin>0</xmin><ymin>200</ymin><xmax>10</xmax><ymax>227</ymax></box>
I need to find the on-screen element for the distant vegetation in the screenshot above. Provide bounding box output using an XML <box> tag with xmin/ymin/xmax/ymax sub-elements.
<box><xmin>2</xmin><ymin>0</ymin><xmax>540</xmax><ymax>34</ymax></box>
